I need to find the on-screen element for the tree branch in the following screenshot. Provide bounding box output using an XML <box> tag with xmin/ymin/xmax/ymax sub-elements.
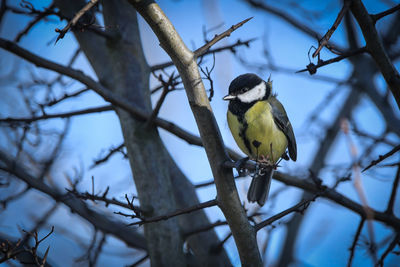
<box><xmin>362</xmin><ymin>145</ymin><xmax>400</xmax><ymax>172</ymax></box>
<box><xmin>385</xmin><ymin>164</ymin><xmax>400</xmax><ymax>215</ymax></box>
<box><xmin>350</xmin><ymin>0</ymin><xmax>400</xmax><ymax>109</ymax></box>
<box><xmin>347</xmin><ymin>218</ymin><xmax>365</xmax><ymax>267</ymax></box>
<box><xmin>371</xmin><ymin>4</ymin><xmax>400</xmax><ymax>23</ymax></box>
<box><xmin>254</xmin><ymin>197</ymin><xmax>316</xmax><ymax>231</ymax></box>
<box><xmin>55</xmin><ymin>0</ymin><xmax>99</xmax><ymax>43</ymax></box>
<box><xmin>297</xmin><ymin>47</ymin><xmax>367</xmax><ymax>74</ymax></box>
<box><xmin>0</xmin><ymin>105</ymin><xmax>113</xmax><ymax>124</ymax></box>
<box><xmin>194</xmin><ymin>17</ymin><xmax>252</xmax><ymax>57</ymax></box>
<box><xmin>128</xmin><ymin>1</ymin><xmax>262</xmax><ymax>264</ymax></box>
<box><xmin>223</xmin><ymin>161</ymin><xmax>400</xmax><ymax>229</ymax></box>
<box><xmin>312</xmin><ymin>0</ymin><xmax>351</xmax><ymax>57</ymax></box>
<box><xmin>0</xmin><ymin>150</ymin><xmax>147</xmax><ymax>250</ymax></box>
<box><xmin>129</xmin><ymin>199</ymin><xmax>218</xmax><ymax>226</ymax></box>
<box><xmin>150</xmin><ymin>38</ymin><xmax>256</xmax><ymax>72</ymax></box>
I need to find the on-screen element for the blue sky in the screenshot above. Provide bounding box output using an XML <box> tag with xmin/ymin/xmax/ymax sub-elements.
<box><xmin>0</xmin><ymin>0</ymin><xmax>399</xmax><ymax>266</ymax></box>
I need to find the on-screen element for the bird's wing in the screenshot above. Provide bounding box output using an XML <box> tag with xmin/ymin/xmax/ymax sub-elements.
<box><xmin>269</xmin><ymin>96</ymin><xmax>297</xmax><ymax>161</ymax></box>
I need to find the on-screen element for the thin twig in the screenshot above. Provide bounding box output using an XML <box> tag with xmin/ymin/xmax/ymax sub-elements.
<box><xmin>363</xmin><ymin>145</ymin><xmax>400</xmax><ymax>172</ymax></box>
<box><xmin>55</xmin><ymin>0</ymin><xmax>99</xmax><ymax>43</ymax></box>
<box><xmin>43</xmin><ymin>87</ymin><xmax>89</xmax><ymax>107</ymax></box>
<box><xmin>128</xmin><ymin>254</ymin><xmax>149</xmax><ymax>267</ymax></box>
<box><xmin>223</xmin><ymin>160</ymin><xmax>400</xmax><ymax>229</ymax></box>
<box><xmin>150</xmin><ymin>38</ymin><xmax>256</xmax><ymax>71</ymax></box>
<box><xmin>14</xmin><ymin>4</ymin><xmax>56</xmax><ymax>43</ymax></box>
<box><xmin>254</xmin><ymin>197</ymin><xmax>316</xmax><ymax>231</ymax></box>
<box><xmin>297</xmin><ymin>47</ymin><xmax>367</xmax><ymax>74</ymax></box>
<box><xmin>90</xmin><ymin>143</ymin><xmax>125</xmax><ymax>168</ymax></box>
<box><xmin>129</xmin><ymin>199</ymin><xmax>218</xmax><ymax>226</ymax></box>
<box><xmin>145</xmin><ymin>73</ymin><xmax>176</xmax><ymax>129</ymax></box>
<box><xmin>385</xmin><ymin>164</ymin><xmax>400</xmax><ymax>214</ymax></box>
<box><xmin>371</xmin><ymin>4</ymin><xmax>400</xmax><ymax>23</ymax></box>
<box><xmin>347</xmin><ymin>218</ymin><xmax>365</xmax><ymax>267</ymax></box>
<box><xmin>194</xmin><ymin>17</ymin><xmax>253</xmax><ymax>57</ymax></box>
<box><xmin>376</xmin><ymin>232</ymin><xmax>400</xmax><ymax>267</ymax></box>
<box><xmin>312</xmin><ymin>1</ymin><xmax>351</xmax><ymax>57</ymax></box>
<box><xmin>0</xmin><ymin>105</ymin><xmax>113</xmax><ymax>124</ymax></box>
<box><xmin>184</xmin><ymin>220</ymin><xmax>228</xmax><ymax>238</ymax></box>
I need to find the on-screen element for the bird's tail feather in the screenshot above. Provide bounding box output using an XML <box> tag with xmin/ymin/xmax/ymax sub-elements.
<box><xmin>247</xmin><ymin>167</ymin><xmax>273</xmax><ymax>206</ymax></box>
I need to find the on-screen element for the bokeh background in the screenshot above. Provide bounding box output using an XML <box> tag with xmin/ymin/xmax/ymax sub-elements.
<box><xmin>0</xmin><ymin>0</ymin><xmax>399</xmax><ymax>266</ymax></box>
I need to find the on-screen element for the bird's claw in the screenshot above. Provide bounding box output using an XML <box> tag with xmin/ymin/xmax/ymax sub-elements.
<box><xmin>234</xmin><ymin>157</ymin><xmax>250</xmax><ymax>177</ymax></box>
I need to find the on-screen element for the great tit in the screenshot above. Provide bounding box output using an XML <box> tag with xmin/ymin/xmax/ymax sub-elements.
<box><xmin>223</xmin><ymin>73</ymin><xmax>297</xmax><ymax>206</ymax></box>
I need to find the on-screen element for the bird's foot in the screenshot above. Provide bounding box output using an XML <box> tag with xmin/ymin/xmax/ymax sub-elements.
<box><xmin>234</xmin><ymin>157</ymin><xmax>250</xmax><ymax>177</ymax></box>
<box><xmin>257</xmin><ymin>155</ymin><xmax>274</xmax><ymax>166</ymax></box>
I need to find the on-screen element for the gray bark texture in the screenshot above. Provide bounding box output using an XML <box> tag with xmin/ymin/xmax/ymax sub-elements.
<box><xmin>128</xmin><ymin>1</ymin><xmax>262</xmax><ymax>266</ymax></box>
<box><xmin>54</xmin><ymin>0</ymin><xmax>230</xmax><ymax>266</ymax></box>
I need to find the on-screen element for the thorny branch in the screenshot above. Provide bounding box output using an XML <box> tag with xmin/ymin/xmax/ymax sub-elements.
<box><xmin>297</xmin><ymin>47</ymin><xmax>367</xmax><ymax>74</ymax></box>
<box><xmin>312</xmin><ymin>0</ymin><xmax>351</xmax><ymax>58</ymax></box>
<box><xmin>150</xmin><ymin>38</ymin><xmax>255</xmax><ymax>72</ymax></box>
<box><xmin>0</xmin><ymin>226</ymin><xmax>54</xmax><ymax>266</ymax></box>
<box><xmin>128</xmin><ymin>199</ymin><xmax>218</xmax><ymax>226</ymax></box>
<box><xmin>254</xmin><ymin>197</ymin><xmax>317</xmax><ymax>231</ymax></box>
<box><xmin>363</xmin><ymin>145</ymin><xmax>400</xmax><ymax>172</ymax></box>
<box><xmin>22</xmin><ymin>226</ymin><xmax>54</xmax><ymax>266</ymax></box>
<box><xmin>194</xmin><ymin>17</ymin><xmax>253</xmax><ymax>57</ymax></box>
<box><xmin>347</xmin><ymin>218</ymin><xmax>365</xmax><ymax>267</ymax></box>
<box><xmin>223</xmin><ymin>160</ymin><xmax>400</xmax><ymax>229</ymax></box>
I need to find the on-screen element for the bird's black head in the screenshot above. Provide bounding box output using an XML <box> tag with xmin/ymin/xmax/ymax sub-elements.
<box><xmin>223</xmin><ymin>73</ymin><xmax>271</xmax><ymax>103</ymax></box>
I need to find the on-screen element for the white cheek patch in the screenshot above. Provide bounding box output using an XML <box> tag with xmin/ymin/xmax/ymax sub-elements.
<box><xmin>237</xmin><ymin>81</ymin><xmax>266</xmax><ymax>103</ymax></box>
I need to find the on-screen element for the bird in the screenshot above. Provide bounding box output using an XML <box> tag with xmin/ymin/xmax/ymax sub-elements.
<box><xmin>223</xmin><ymin>73</ymin><xmax>297</xmax><ymax>206</ymax></box>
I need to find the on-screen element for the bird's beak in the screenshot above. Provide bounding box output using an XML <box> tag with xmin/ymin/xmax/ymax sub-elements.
<box><xmin>223</xmin><ymin>94</ymin><xmax>236</xmax><ymax>101</ymax></box>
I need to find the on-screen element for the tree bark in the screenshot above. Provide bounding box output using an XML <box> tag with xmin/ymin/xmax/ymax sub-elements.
<box><xmin>54</xmin><ymin>0</ymin><xmax>230</xmax><ymax>265</ymax></box>
<box><xmin>129</xmin><ymin>1</ymin><xmax>262</xmax><ymax>265</ymax></box>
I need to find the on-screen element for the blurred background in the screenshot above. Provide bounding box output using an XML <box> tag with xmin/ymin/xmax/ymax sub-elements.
<box><xmin>0</xmin><ymin>0</ymin><xmax>399</xmax><ymax>266</ymax></box>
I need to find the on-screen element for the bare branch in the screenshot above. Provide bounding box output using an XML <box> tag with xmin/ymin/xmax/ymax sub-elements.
<box><xmin>43</xmin><ymin>87</ymin><xmax>90</xmax><ymax>107</ymax></box>
<box><xmin>90</xmin><ymin>143</ymin><xmax>125</xmax><ymax>168</ymax></box>
<box><xmin>371</xmin><ymin>3</ymin><xmax>400</xmax><ymax>23</ymax></box>
<box><xmin>145</xmin><ymin>73</ymin><xmax>176</xmax><ymax>129</ymax></box>
<box><xmin>128</xmin><ymin>1</ymin><xmax>262</xmax><ymax>264</ymax></box>
<box><xmin>0</xmin><ymin>105</ymin><xmax>113</xmax><ymax>124</ymax></box>
<box><xmin>297</xmin><ymin>47</ymin><xmax>367</xmax><ymax>74</ymax></box>
<box><xmin>347</xmin><ymin>218</ymin><xmax>365</xmax><ymax>267</ymax></box>
<box><xmin>150</xmin><ymin>38</ymin><xmax>256</xmax><ymax>72</ymax></box>
<box><xmin>386</xmin><ymin>164</ymin><xmax>400</xmax><ymax>215</ymax></box>
<box><xmin>350</xmin><ymin>0</ymin><xmax>400</xmax><ymax>109</ymax></box>
<box><xmin>0</xmin><ymin>38</ymin><xmax>204</xmax><ymax>148</ymax></box>
<box><xmin>14</xmin><ymin>4</ymin><xmax>55</xmax><ymax>43</ymax></box>
<box><xmin>254</xmin><ymin>197</ymin><xmax>316</xmax><ymax>231</ymax></box>
<box><xmin>128</xmin><ymin>254</ymin><xmax>149</xmax><ymax>267</ymax></box>
<box><xmin>129</xmin><ymin>199</ymin><xmax>218</xmax><ymax>226</ymax></box>
<box><xmin>194</xmin><ymin>17</ymin><xmax>252</xmax><ymax>57</ymax></box>
<box><xmin>223</xmin><ymin>161</ymin><xmax>400</xmax><ymax>229</ymax></box>
<box><xmin>363</xmin><ymin>145</ymin><xmax>400</xmax><ymax>172</ymax></box>
<box><xmin>184</xmin><ymin>220</ymin><xmax>228</xmax><ymax>238</ymax></box>
<box><xmin>312</xmin><ymin>1</ymin><xmax>350</xmax><ymax>57</ymax></box>
<box><xmin>376</xmin><ymin>232</ymin><xmax>400</xmax><ymax>267</ymax></box>
<box><xmin>55</xmin><ymin>0</ymin><xmax>99</xmax><ymax>43</ymax></box>
<box><xmin>0</xmin><ymin>150</ymin><xmax>147</xmax><ymax>250</ymax></box>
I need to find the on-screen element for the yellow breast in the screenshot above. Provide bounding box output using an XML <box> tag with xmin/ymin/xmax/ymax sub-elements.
<box><xmin>227</xmin><ymin>100</ymin><xmax>288</xmax><ymax>163</ymax></box>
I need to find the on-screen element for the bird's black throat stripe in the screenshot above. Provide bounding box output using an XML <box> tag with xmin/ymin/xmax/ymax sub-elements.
<box><xmin>229</xmin><ymin>100</ymin><xmax>255</xmax><ymax>155</ymax></box>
